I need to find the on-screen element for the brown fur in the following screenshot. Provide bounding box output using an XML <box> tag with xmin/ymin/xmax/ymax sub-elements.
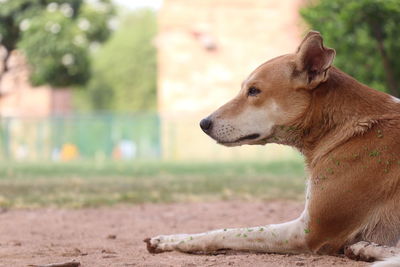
<box><xmin>204</xmin><ymin>31</ymin><xmax>400</xmax><ymax>256</ymax></box>
<box><xmin>270</xmin><ymin>68</ymin><xmax>400</xmax><ymax>253</ymax></box>
<box><xmin>147</xmin><ymin>31</ymin><xmax>400</xmax><ymax>265</ymax></box>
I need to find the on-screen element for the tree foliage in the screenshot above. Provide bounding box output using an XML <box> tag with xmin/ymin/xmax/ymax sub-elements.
<box><xmin>0</xmin><ymin>0</ymin><xmax>114</xmax><ymax>87</ymax></box>
<box><xmin>80</xmin><ymin>9</ymin><xmax>157</xmax><ymax>112</ymax></box>
<box><xmin>301</xmin><ymin>0</ymin><xmax>400</xmax><ymax>96</ymax></box>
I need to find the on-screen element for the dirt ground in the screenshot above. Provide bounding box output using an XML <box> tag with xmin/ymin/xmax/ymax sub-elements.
<box><xmin>0</xmin><ymin>201</ymin><xmax>368</xmax><ymax>267</ymax></box>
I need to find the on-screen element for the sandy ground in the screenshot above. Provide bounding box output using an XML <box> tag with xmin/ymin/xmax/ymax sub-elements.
<box><xmin>0</xmin><ymin>201</ymin><xmax>368</xmax><ymax>267</ymax></box>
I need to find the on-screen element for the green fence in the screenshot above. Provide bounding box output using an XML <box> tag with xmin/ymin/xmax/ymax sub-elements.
<box><xmin>0</xmin><ymin>113</ymin><xmax>161</xmax><ymax>161</ymax></box>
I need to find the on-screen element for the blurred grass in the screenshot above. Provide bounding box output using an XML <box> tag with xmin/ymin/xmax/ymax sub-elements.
<box><xmin>0</xmin><ymin>160</ymin><xmax>307</xmax><ymax>208</ymax></box>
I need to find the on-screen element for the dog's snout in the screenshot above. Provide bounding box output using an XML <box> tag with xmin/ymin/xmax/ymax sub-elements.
<box><xmin>200</xmin><ymin>118</ymin><xmax>213</xmax><ymax>133</ymax></box>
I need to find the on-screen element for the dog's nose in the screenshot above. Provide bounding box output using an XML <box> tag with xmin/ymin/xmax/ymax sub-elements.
<box><xmin>200</xmin><ymin>118</ymin><xmax>213</xmax><ymax>133</ymax></box>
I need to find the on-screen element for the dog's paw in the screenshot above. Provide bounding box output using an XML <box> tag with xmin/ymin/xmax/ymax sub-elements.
<box><xmin>144</xmin><ymin>234</ymin><xmax>192</xmax><ymax>253</ymax></box>
<box><xmin>144</xmin><ymin>236</ymin><xmax>165</xmax><ymax>253</ymax></box>
<box><xmin>344</xmin><ymin>241</ymin><xmax>378</xmax><ymax>262</ymax></box>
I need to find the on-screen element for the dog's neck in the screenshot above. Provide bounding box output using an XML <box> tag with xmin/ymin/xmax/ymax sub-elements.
<box><xmin>272</xmin><ymin>67</ymin><xmax>398</xmax><ymax>166</ymax></box>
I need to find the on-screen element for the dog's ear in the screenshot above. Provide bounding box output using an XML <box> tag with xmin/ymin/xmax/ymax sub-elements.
<box><xmin>295</xmin><ymin>31</ymin><xmax>336</xmax><ymax>90</ymax></box>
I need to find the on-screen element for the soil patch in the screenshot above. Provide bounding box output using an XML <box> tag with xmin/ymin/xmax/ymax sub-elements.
<box><xmin>0</xmin><ymin>201</ymin><xmax>367</xmax><ymax>267</ymax></box>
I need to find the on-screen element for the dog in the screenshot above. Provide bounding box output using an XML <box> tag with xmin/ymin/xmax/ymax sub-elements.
<box><xmin>145</xmin><ymin>31</ymin><xmax>400</xmax><ymax>266</ymax></box>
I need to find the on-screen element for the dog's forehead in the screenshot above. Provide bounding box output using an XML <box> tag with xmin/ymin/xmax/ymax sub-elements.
<box><xmin>243</xmin><ymin>54</ymin><xmax>295</xmax><ymax>87</ymax></box>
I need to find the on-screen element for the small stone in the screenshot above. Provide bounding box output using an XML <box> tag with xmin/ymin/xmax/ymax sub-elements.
<box><xmin>102</xmin><ymin>255</ymin><xmax>117</xmax><ymax>259</ymax></box>
<box><xmin>61</xmin><ymin>248</ymin><xmax>85</xmax><ymax>257</ymax></box>
<box><xmin>12</xmin><ymin>241</ymin><xmax>22</xmax><ymax>246</ymax></box>
<box><xmin>101</xmin><ymin>249</ymin><xmax>117</xmax><ymax>254</ymax></box>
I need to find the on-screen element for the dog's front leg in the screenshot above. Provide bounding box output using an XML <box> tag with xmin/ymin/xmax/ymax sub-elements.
<box><xmin>145</xmin><ymin>216</ymin><xmax>309</xmax><ymax>254</ymax></box>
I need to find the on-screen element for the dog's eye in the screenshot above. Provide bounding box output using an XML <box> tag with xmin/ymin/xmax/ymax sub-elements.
<box><xmin>247</xmin><ymin>87</ymin><xmax>261</xmax><ymax>96</ymax></box>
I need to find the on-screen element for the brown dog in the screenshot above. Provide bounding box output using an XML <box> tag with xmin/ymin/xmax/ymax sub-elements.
<box><xmin>145</xmin><ymin>31</ymin><xmax>400</xmax><ymax>266</ymax></box>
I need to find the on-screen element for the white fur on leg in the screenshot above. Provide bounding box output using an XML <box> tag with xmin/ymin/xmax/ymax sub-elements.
<box><xmin>372</xmin><ymin>255</ymin><xmax>400</xmax><ymax>267</ymax></box>
<box><xmin>145</xmin><ymin>182</ymin><xmax>313</xmax><ymax>255</ymax></box>
<box><xmin>146</xmin><ymin>210</ymin><xmax>310</xmax><ymax>254</ymax></box>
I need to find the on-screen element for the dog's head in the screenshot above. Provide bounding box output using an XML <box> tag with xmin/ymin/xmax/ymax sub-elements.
<box><xmin>200</xmin><ymin>31</ymin><xmax>336</xmax><ymax>146</ymax></box>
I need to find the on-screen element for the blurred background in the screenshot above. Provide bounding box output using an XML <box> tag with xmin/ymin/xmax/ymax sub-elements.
<box><xmin>0</xmin><ymin>0</ymin><xmax>399</xmax><ymax>208</ymax></box>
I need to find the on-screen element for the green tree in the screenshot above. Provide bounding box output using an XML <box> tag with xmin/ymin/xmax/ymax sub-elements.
<box><xmin>0</xmin><ymin>0</ymin><xmax>114</xmax><ymax>87</ymax></box>
<box><xmin>301</xmin><ymin>0</ymin><xmax>400</xmax><ymax>97</ymax></box>
<box><xmin>81</xmin><ymin>9</ymin><xmax>157</xmax><ymax>111</ymax></box>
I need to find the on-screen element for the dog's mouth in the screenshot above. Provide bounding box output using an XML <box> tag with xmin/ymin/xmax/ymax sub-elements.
<box><xmin>236</xmin><ymin>133</ymin><xmax>260</xmax><ymax>142</ymax></box>
<box><xmin>218</xmin><ymin>133</ymin><xmax>260</xmax><ymax>145</ymax></box>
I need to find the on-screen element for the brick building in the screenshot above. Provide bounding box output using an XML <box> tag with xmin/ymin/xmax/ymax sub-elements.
<box><xmin>158</xmin><ymin>0</ymin><xmax>305</xmax><ymax>160</ymax></box>
<box><xmin>0</xmin><ymin>49</ymin><xmax>73</xmax><ymax>161</ymax></box>
<box><xmin>0</xmin><ymin>49</ymin><xmax>72</xmax><ymax>117</ymax></box>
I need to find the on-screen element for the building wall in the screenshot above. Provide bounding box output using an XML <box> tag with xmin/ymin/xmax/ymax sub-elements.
<box><xmin>0</xmin><ymin>49</ymin><xmax>72</xmax><ymax>117</ymax></box>
<box><xmin>158</xmin><ymin>0</ymin><xmax>305</xmax><ymax>161</ymax></box>
<box><xmin>0</xmin><ymin>49</ymin><xmax>73</xmax><ymax>161</ymax></box>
